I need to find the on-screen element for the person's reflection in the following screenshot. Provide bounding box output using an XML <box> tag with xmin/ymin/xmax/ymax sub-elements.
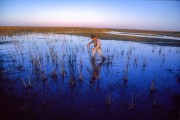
<box><xmin>90</xmin><ymin>59</ymin><xmax>103</xmax><ymax>83</ymax></box>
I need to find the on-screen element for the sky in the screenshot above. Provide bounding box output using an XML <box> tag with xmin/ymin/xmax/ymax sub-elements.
<box><xmin>0</xmin><ymin>0</ymin><xmax>180</xmax><ymax>31</ymax></box>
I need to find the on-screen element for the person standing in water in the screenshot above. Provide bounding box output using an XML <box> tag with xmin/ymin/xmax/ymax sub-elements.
<box><xmin>87</xmin><ymin>34</ymin><xmax>106</xmax><ymax>61</ymax></box>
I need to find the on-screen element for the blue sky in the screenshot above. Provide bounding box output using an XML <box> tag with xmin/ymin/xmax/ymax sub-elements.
<box><xmin>0</xmin><ymin>0</ymin><xmax>180</xmax><ymax>31</ymax></box>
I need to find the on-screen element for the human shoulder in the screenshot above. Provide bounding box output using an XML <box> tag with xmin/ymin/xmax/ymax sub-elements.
<box><xmin>97</xmin><ymin>38</ymin><xmax>101</xmax><ymax>41</ymax></box>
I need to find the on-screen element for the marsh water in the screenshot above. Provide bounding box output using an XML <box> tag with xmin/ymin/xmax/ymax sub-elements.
<box><xmin>106</xmin><ymin>31</ymin><xmax>180</xmax><ymax>40</ymax></box>
<box><xmin>0</xmin><ymin>33</ymin><xmax>180</xmax><ymax>120</ymax></box>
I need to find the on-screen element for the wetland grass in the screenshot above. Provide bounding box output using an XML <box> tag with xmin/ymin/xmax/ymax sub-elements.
<box><xmin>128</xmin><ymin>92</ymin><xmax>135</xmax><ymax>110</ymax></box>
<box><xmin>0</xmin><ymin>27</ymin><xmax>179</xmax><ymax>120</ymax></box>
<box><xmin>106</xmin><ymin>94</ymin><xmax>111</xmax><ymax>106</ymax></box>
<box><xmin>1</xmin><ymin>26</ymin><xmax>180</xmax><ymax>47</ymax></box>
<box><xmin>150</xmin><ymin>77</ymin><xmax>156</xmax><ymax>92</ymax></box>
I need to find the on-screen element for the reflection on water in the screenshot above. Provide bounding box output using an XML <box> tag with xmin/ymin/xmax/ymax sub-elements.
<box><xmin>90</xmin><ymin>59</ymin><xmax>103</xmax><ymax>83</ymax></box>
<box><xmin>0</xmin><ymin>33</ymin><xmax>180</xmax><ymax>120</ymax></box>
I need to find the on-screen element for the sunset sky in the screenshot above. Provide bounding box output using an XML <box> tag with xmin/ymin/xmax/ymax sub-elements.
<box><xmin>0</xmin><ymin>0</ymin><xmax>180</xmax><ymax>31</ymax></box>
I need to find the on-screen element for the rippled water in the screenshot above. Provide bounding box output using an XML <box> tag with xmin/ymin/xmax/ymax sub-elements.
<box><xmin>0</xmin><ymin>33</ymin><xmax>180</xmax><ymax>120</ymax></box>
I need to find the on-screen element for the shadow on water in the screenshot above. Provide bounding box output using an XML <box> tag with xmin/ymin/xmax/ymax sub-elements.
<box><xmin>0</xmin><ymin>33</ymin><xmax>180</xmax><ymax>120</ymax></box>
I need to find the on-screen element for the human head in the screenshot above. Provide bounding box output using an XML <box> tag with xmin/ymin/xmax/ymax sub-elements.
<box><xmin>91</xmin><ymin>34</ymin><xmax>96</xmax><ymax>40</ymax></box>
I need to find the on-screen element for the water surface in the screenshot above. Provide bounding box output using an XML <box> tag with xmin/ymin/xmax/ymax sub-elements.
<box><xmin>106</xmin><ymin>31</ymin><xmax>180</xmax><ymax>40</ymax></box>
<box><xmin>0</xmin><ymin>33</ymin><xmax>180</xmax><ymax>120</ymax></box>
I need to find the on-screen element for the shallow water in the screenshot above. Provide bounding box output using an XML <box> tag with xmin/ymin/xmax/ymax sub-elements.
<box><xmin>106</xmin><ymin>31</ymin><xmax>180</xmax><ymax>40</ymax></box>
<box><xmin>0</xmin><ymin>33</ymin><xmax>180</xmax><ymax>120</ymax></box>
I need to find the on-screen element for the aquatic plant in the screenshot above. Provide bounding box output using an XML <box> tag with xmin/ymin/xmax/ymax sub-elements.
<box><xmin>60</xmin><ymin>60</ymin><xmax>66</xmax><ymax>77</ymax></box>
<box><xmin>21</xmin><ymin>76</ymin><xmax>33</xmax><ymax>89</ymax></box>
<box><xmin>68</xmin><ymin>76</ymin><xmax>76</xmax><ymax>87</ymax></box>
<box><xmin>128</xmin><ymin>92</ymin><xmax>135</xmax><ymax>110</ymax></box>
<box><xmin>106</xmin><ymin>94</ymin><xmax>111</xmax><ymax>106</ymax></box>
<box><xmin>51</xmin><ymin>69</ymin><xmax>58</xmax><ymax>78</ymax></box>
<box><xmin>150</xmin><ymin>78</ymin><xmax>156</xmax><ymax>92</ymax></box>
<box><xmin>133</xmin><ymin>55</ymin><xmax>138</xmax><ymax>66</ymax></box>
<box><xmin>78</xmin><ymin>58</ymin><xmax>83</xmax><ymax>82</ymax></box>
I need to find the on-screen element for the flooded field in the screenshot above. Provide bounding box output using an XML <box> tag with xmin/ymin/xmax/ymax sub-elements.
<box><xmin>0</xmin><ymin>33</ymin><xmax>180</xmax><ymax>120</ymax></box>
